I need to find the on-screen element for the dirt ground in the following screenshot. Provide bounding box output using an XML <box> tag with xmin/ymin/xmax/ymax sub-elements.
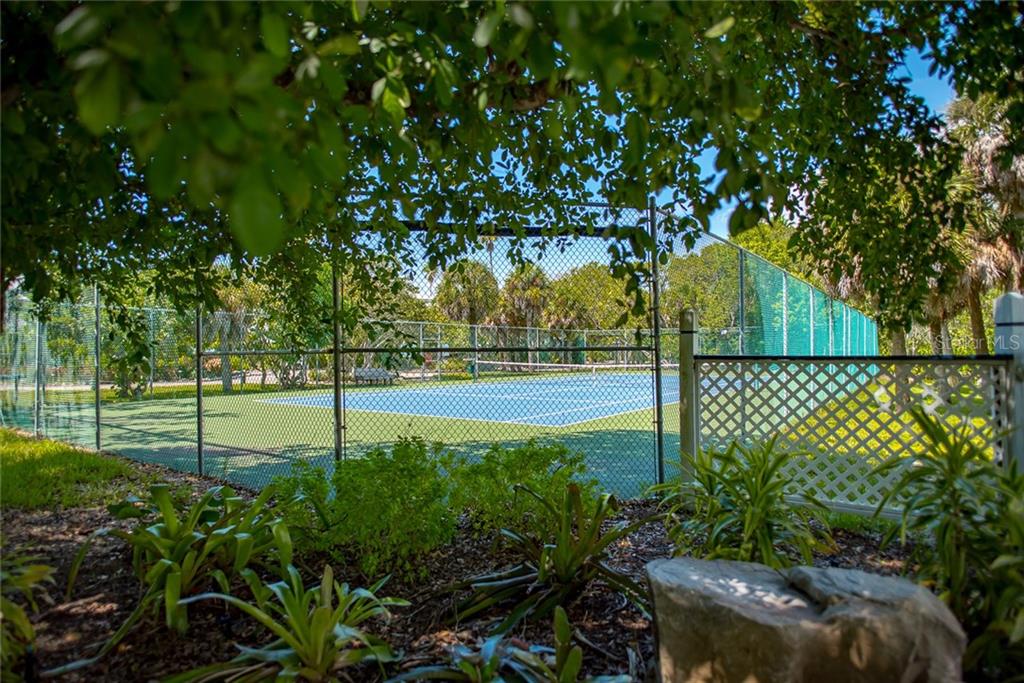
<box><xmin>2</xmin><ymin>464</ymin><xmax>912</xmax><ymax>682</ymax></box>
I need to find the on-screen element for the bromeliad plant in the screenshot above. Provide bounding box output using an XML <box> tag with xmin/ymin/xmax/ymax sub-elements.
<box><xmin>457</xmin><ymin>484</ymin><xmax>650</xmax><ymax>634</ymax></box>
<box><xmin>874</xmin><ymin>408</ymin><xmax>1024</xmax><ymax>679</ymax></box>
<box><xmin>1</xmin><ymin>548</ymin><xmax>54</xmax><ymax>683</ymax></box>
<box><xmin>390</xmin><ymin>606</ymin><xmax>630</xmax><ymax>683</ymax></box>
<box><xmin>50</xmin><ymin>484</ymin><xmax>289</xmax><ymax>675</ymax></box>
<box><xmin>167</xmin><ymin>564</ymin><xmax>407</xmax><ymax>682</ymax></box>
<box><xmin>651</xmin><ymin>437</ymin><xmax>834</xmax><ymax>569</ymax></box>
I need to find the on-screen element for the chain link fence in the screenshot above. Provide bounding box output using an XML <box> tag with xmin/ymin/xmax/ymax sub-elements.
<box><xmin>3</xmin><ymin>204</ymin><xmax>886</xmax><ymax>501</ymax></box>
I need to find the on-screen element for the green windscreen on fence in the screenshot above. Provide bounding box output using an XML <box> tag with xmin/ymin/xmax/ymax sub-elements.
<box><xmin>744</xmin><ymin>256</ymin><xmax>786</xmax><ymax>355</ymax></box>
<box><xmin>786</xmin><ymin>275</ymin><xmax>812</xmax><ymax>356</ymax></box>
<box><xmin>812</xmin><ymin>290</ymin><xmax>831</xmax><ymax>355</ymax></box>
<box><xmin>667</xmin><ymin>232</ymin><xmax>878</xmax><ymax>356</ymax></box>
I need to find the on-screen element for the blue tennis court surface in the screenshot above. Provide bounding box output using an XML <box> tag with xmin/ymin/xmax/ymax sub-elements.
<box><xmin>264</xmin><ymin>371</ymin><xmax>682</xmax><ymax>427</ymax></box>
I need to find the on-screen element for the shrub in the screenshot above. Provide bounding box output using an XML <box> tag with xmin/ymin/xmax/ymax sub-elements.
<box><xmin>170</xmin><ymin>564</ymin><xmax>406</xmax><ymax>682</ymax></box>
<box><xmin>448</xmin><ymin>442</ymin><xmax>597</xmax><ymax>536</ymax></box>
<box><xmin>52</xmin><ymin>484</ymin><xmax>289</xmax><ymax>675</ymax></box>
<box><xmin>457</xmin><ymin>484</ymin><xmax>650</xmax><ymax>633</ymax></box>
<box><xmin>0</xmin><ymin>429</ymin><xmax>143</xmax><ymax>510</ymax></box>
<box><xmin>390</xmin><ymin>606</ymin><xmax>629</xmax><ymax>682</ymax></box>
<box><xmin>275</xmin><ymin>438</ymin><xmax>457</xmax><ymax>579</ymax></box>
<box><xmin>1</xmin><ymin>548</ymin><xmax>53</xmax><ymax>682</ymax></box>
<box><xmin>875</xmin><ymin>408</ymin><xmax>1024</xmax><ymax>679</ymax></box>
<box><xmin>651</xmin><ymin>436</ymin><xmax>834</xmax><ymax>569</ymax></box>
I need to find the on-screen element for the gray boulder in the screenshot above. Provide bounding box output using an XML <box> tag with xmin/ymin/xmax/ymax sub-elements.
<box><xmin>647</xmin><ymin>558</ymin><xmax>965</xmax><ymax>683</ymax></box>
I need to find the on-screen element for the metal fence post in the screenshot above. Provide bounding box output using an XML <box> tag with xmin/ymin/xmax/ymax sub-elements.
<box><xmin>845</xmin><ymin>306</ymin><xmax>850</xmax><ymax>354</ymax></box>
<box><xmin>809</xmin><ymin>290</ymin><xmax>815</xmax><ymax>355</ymax></box>
<box><xmin>148</xmin><ymin>309</ymin><xmax>156</xmax><ymax>398</ymax></box>
<box><xmin>33</xmin><ymin>317</ymin><xmax>42</xmax><ymax>436</ymax></box>
<box><xmin>195</xmin><ymin>306</ymin><xmax>204</xmax><ymax>476</ymax></box>
<box><xmin>94</xmin><ymin>285</ymin><xmax>101</xmax><ymax>450</ymax></box>
<box><xmin>994</xmin><ymin>292</ymin><xmax>1024</xmax><ymax>471</ymax></box>
<box><xmin>678</xmin><ymin>309</ymin><xmax>698</xmax><ymax>482</ymax></box>
<box><xmin>649</xmin><ymin>197</ymin><xmax>666</xmax><ymax>485</ymax></box>
<box><xmin>823</xmin><ymin>305</ymin><xmax>831</xmax><ymax>358</ymax></box>
<box><xmin>332</xmin><ymin>263</ymin><xmax>344</xmax><ymax>463</ymax></box>
<box><xmin>471</xmin><ymin>324</ymin><xmax>479</xmax><ymax>381</ymax></box>
<box><xmin>419</xmin><ymin>322</ymin><xmax>425</xmax><ymax>381</ymax></box>
<box><xmin>781</xmin><ymin>273</ymin><xmax>789</xmax><ymax>355</ymax></box>
<box><xmin>737</xmin><ymin>249</ymin><xmax>746</xmax><ymax>354</ymax></box>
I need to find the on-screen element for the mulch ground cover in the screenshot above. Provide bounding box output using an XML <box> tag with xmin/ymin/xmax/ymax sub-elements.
<box><xmin>1</xmin><ymin>462</ymin><xmax>913</xmax><ymax>682</ymax></box>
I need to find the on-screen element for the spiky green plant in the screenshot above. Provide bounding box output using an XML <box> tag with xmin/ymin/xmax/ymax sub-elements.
<box><xmin>652</xmin><ymin>436</ymin><xmax>834</xmax><ymax>569</ymax></box>
<box><xmin>49</xmin><ymin>484</ymin><xmax>288</xmax><ymax>676</ymax></box>
<box><xmin>875</xmin><ymin>407</ymin><xmax>1024</xmax><ymax>679</ymax></box>
<box><xmin>457</xmin><ymin>484</ymin><xmax>650</xmax><ymax>634</ymax></box>
<box><xmin>1</xmin><ymin>548</ymin><xmax>53</xmax><ymax>682</ymax></box>
<box><xmin>167</xmin><ymin>565</ymin><xmax>407</xmax><ymax>682</ymax></box>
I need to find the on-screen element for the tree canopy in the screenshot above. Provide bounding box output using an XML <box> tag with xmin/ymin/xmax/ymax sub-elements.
<box><xmin>2</xmin><ymin>1</ymin><xmax>1022</xmax><ymax>328</ymax></box>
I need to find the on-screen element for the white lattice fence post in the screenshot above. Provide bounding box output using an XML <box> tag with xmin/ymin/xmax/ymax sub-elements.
<box><xmin>995</xmin><ymin>293</ymin><xmax>1024</xmax><ymax>471</ymax></box>
<box><xmin>679</xmin><ymin>309</ymin><xmax>699</xmax><ymax>482</ymax></box>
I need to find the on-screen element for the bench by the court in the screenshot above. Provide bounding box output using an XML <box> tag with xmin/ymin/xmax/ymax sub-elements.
<box><xmin>352</xmin><ymin>367</ymin><xmax>396</xmax><ymax>385</ymax></box>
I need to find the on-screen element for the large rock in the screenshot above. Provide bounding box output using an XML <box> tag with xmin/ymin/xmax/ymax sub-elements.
<box><xmin>647</xmin><ymin>558</ymin><xmax>965</xmax><ymax>683</ymax></box>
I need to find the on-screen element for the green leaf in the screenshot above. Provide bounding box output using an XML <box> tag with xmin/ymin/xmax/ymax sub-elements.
<box><xmin>74</xmin><ymin>63</ymin><xmax>120</xmax><ymax>135</ymax></box>
<box><xmin>473</xmin><ymin>11</ymin><xmax>503</xmax><ymax>48</ymax></box>
<box><xmin>351</xmin><ymin>0</ymin><xmax>369</xmax><ymax>22</ymax></box>
<box><xmin>273</xmin><ymin>522</ymin><xmax>293</xmax><ymax>570</ymax></box>
<box><xmin>268</xmin><ymin>154</ymin><xmax>311</xmax><ymax>212</ymax></box>
<box><xmin>705</xmin><ymin>17</ymin><xmax>735</xmax><ymax>39</ymax></box>
<box><xmin>318</xmin><ymin>35</ymin><xmax>361</xmax><ymax>56</ymax></box>
<box><xmin>146</xmin><ymin>132</ymin><xmax>182</xmax><ymax>198</ymax></box>
<box><xmin>228</xmin><ymin>167</ymin><xmax>286</xmax><ymax>256</ymax></box>
<box><xmin>260</xmin><ymin>11</ymin><xmax>291</xmax><ymax>58</ymax></box>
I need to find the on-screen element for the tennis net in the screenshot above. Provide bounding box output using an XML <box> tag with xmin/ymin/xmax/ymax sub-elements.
<box><xmin>472</xmin><ymin>359</ymin><xmax>660</xmax><ymax>381</ymax></box>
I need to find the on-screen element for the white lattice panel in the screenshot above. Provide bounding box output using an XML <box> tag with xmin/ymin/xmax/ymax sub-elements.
<box><xmin>695</xmin><ymin>358</ymin><xmax>1012</xmax><ymax>514</ymax></box>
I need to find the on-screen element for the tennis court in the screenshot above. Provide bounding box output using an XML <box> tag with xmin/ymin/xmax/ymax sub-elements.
<box><xmin>265</xmin><ymin>366</ymin><xmax>681</xmax><ymax>427</ymax></box>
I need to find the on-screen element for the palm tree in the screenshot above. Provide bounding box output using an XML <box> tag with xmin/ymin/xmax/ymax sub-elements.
<box><xmin>495</xmin><ymin>263</ymin><xmax>550</xmax><ymax>363</ymax></box>
<box><xmin>434</xmin><ymin>260</ymin><xmax>499</xmax><ymax>325</ymax></box>
<box><xmin>947</xmin><ymin>95</ymin><xmax>1024</xmax><ymax>291</ymax></box>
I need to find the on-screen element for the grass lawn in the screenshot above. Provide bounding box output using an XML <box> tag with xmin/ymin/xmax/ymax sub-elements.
<box><xmin>0</xmin><ymin>429</ymin><xmax>151</xmax><ymax>509</ymax></box>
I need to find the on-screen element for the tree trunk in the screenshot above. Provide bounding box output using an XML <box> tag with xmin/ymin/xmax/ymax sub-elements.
<box><xmin>967</xmin><ymin>284</ymin><xmax>989</xmax><ymax>355</ymax></box>
<box><xmin>888</xmin><ymin>326</ymin><xmax>912</xmax><ymax>406</ymax></box>
<box><xmin>940</xmin><ymin>318</ymin><xmax>952</xmax><ymax>355</ymax></box>
<box><xmin>928</xmin><ymin>318</ymin><xmax>943</xmax><ymax>355</ymax></box>
<box><xmin>889</xmin><ymin>328</ymin><xmax>907</xmax><ymax>355</ymax></box>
